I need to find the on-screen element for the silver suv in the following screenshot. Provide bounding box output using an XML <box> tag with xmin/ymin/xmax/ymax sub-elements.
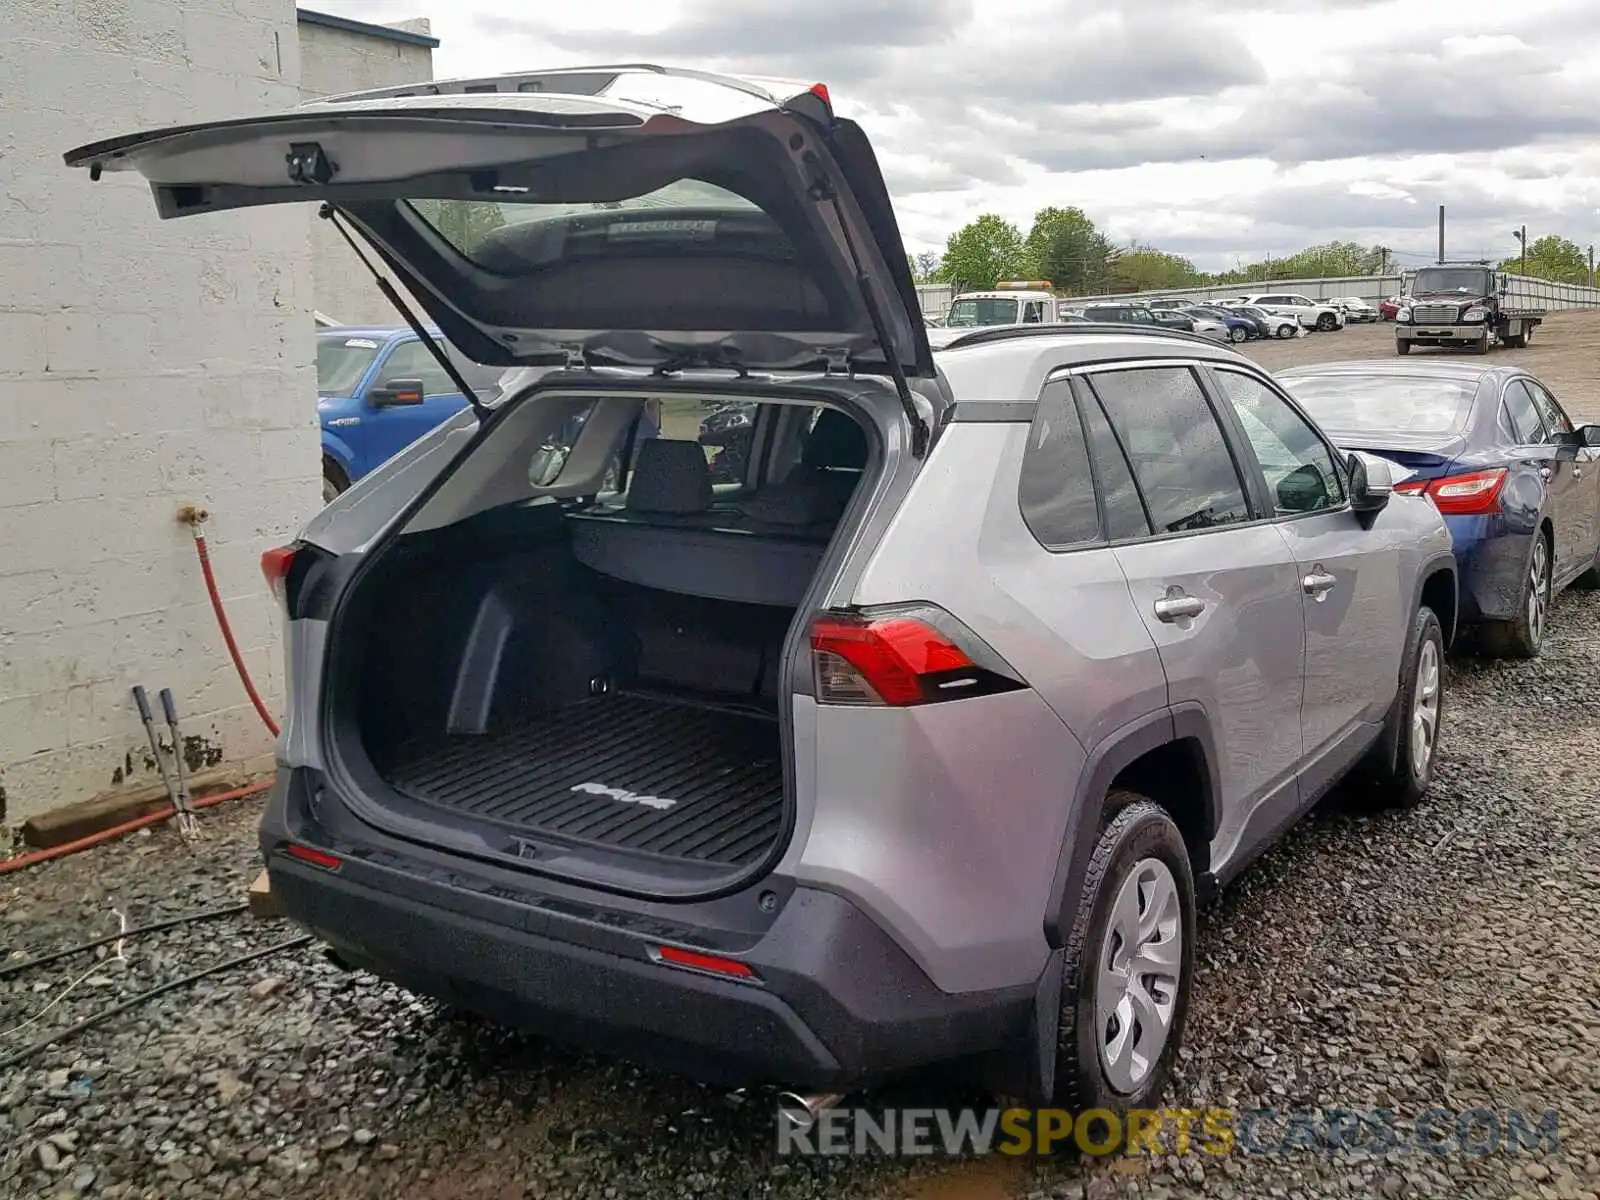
<box><xmin>69</xmin><ymin>66</ymin><xmax>1459</xmax><ymax>1115</ymax></box>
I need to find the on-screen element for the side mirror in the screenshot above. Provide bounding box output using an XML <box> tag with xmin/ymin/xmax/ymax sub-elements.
<box><xmin>1348</xmin><ymin>451</ymin><xmax>1394</xmax><ymax>521</ymax></box>
<box><xmin>369</xmin><ymin>378</ymin><xmax>425</xmax><ymax>407</ymax></box>
<box><xmin>1558</xmin><ymin>424</ymin><xmax>1600</xmax><ymax>449</ymax></box>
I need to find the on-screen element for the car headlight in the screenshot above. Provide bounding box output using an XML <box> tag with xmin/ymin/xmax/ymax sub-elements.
<box><xmin>1397</xmin><ymin>306</ymin><xmax>1412</xmax><ymax>322</ymax></box>
<box><xmin>1461</xmin><ymin>306</ymin><xmax>1486</xmax><ymax>322</ymax></box>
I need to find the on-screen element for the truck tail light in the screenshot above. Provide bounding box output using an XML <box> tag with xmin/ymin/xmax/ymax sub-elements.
<box><xmin>1397</xmin><ymin>468</ymin><xmax>1508</xmax><ymax>515</ymax></box>
<box><xmin>808</xmin><ymin>606</ymin><xmax>1024</xmax><ymax>707</ymax></box>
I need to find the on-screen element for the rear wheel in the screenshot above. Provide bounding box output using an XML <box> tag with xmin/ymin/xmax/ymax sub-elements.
<box><xmin>1481</xmin><ymin>531</ymin><xmax>1552</xmax><ymax>658</ymax></box>
<box><xmin>1358</xmin><ymin>606</ymin><xmax>1444</xmax><ymax>808</ymax></box>
<box><xmin>322</xmin><ymin>458</ymin><xmax>350</xmax><ymax>505</ymax></box>
<box><xmin>1053</xmin><ymin>795</ymin><xmax>1194</xmax><ymax>1116</ymax></box>
<box><xmin>1228</xmin><ymin>325</ymin><xmax>1247</xmax><ymax>343</ymax></box>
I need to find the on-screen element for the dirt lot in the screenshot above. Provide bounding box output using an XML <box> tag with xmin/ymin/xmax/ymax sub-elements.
<box><xmin>4</xmin><ymin>314</ymin><xmax>1600</xmax><ymax>1200</ymax></box>
<box><xmin>1242</xmin><ymin>309</ymin><xmax>1600</xmax><ymax>421</ymax></box>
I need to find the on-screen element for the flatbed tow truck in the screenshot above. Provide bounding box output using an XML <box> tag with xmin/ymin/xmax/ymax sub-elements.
<box><xmin>1395</xmin><ymin>263</ymin><xmax>1545</xmax><ymax>355</ymax></box>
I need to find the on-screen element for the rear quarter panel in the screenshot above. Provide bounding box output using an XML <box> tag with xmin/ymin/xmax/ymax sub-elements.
<box><xmin>786</xmin><ymin>421</ymin><xmax>1168</xmax><ymax>994</ymax></box>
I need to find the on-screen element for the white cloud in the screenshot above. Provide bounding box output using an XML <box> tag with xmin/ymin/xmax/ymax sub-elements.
<box><xmin>306</xmin><ymin>0</ymin><xmax>1600</xmax><ymax>269</ymax></box>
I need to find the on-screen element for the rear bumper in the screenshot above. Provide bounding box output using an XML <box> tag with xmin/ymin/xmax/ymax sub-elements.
<box><xmin>260</xmin><ymin>768</ymin><xmax>1037</xmax><ymax>1091</ymax></box>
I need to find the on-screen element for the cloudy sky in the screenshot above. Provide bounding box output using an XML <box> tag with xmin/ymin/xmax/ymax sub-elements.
<box><xmin>310</xmin><ymin>0</ymin><xmax>1600</xmax><ymax>272</ymax></box>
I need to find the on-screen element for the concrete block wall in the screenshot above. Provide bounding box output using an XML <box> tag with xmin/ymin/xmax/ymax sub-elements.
<box><xmin>297</xmin><ymin>13</ymin><xmax>436</xmax><ymax>327</ymax></box>
<box><xmin>0</xmin><ymin>0</ymin><xmax>322</xmax><ymax>827</ymax></box>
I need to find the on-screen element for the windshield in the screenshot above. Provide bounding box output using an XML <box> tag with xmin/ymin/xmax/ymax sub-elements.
<box><xmin>1411</xmin><ymin>268</ymin><xmax>1491</xmax><ymax>296</ymax></box>
<box><xmin>946</xmin><ymin>298</ymin><xmax>1019</xmax><ymax>327</ymax></box>
<box><xmin>1280</xmin><ymin>374</ymin><xmax>1479</xmax><ymax>435</ymax></box>
<box><xmin>317</xmin><ymin>336</ymin><xmax>382</xmax><ymax>395</ymax></box>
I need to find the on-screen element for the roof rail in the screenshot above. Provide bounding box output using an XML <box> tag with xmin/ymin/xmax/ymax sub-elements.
<box><xmin>306</xmin><ymin>63</ymin><xmax>799</xmax><ymax>109</ymax></box>
<box><xmin>936</xmin><ymin>322</ymin><xmax>1236</xmax><ymax>354</ymax></box>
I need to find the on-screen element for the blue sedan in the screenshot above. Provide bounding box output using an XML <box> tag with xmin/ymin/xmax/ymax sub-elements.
<box><xmin>1278</xmin><ymin>359</ymin><xmax>1600</xmax><ymax>658</ymax></box>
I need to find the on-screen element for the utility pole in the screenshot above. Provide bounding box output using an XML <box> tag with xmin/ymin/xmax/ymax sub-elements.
<box><xmin>1377</xmin><ymin>246</ymin><xmax>1390</xmax><ymax>276</ymax></box>
<box><xmin>1437</xmin><ymin>206</ymin><xmax>1445</xmax><ymax>263</ymax></box>
<box><xmin>1589</xmin><ymin>244</ymin><xmax>1595</xmax><ymax>289</ymax></box>
<box><xmin>1513</xmin><ymin>226</ymin><xmax>1527</xmax><ymax>275</ymax></box>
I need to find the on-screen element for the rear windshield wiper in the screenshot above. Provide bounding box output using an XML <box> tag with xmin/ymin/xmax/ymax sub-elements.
<box><xmin>320</xmin><ymin>204</ymin><xmax>490</xmax><ymax>420</ymax></box>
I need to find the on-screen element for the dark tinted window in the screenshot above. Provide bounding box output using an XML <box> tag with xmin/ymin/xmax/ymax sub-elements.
<box><xmin>1216</xmin><ymin>369</ymin><xmax>1345</xmax><ymax>515</ymax></box>
<box><xmin>1502</xmin><ymin>381</ymin><xmax>1545</xmax><ymax>443</ymax></box>
<box><xmin>1018</xmin><ymin>381</ymin><xmax>1101</xmax><ymax>548</ymax></box>
<box><xmin>1088</xmin><ymin>367</ymin><xmax>1252</xmax><ymax>534</ymax></box>
<box><xmin>1523</xmin><ymin>379</ymin><xmax>1572</xmax><ymax>439</ymax></box>
<box><xmin>1078</xmin><ymin>383</ymin><xmax>1152</xmax><ymax>539</ymax></box>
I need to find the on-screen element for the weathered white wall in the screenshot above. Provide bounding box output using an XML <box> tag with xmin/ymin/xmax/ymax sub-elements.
<box><xmin>0</xmin><ymin>0</ymin><xmax>323</xmax><ymax>827</ymax></box>
<box><xmin>297</xmin><ymin>15</ymin><xmax>436</xmax><ymax>327</ymax></box>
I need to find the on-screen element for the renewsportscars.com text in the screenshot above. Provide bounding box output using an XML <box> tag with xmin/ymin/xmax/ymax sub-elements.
<box><xmin>776</xmin><ymin>1107</ymin><xmax>1561</xmax><ymax>1158</ymax></box>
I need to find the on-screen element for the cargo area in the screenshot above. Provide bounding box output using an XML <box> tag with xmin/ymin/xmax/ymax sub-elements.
<box><xmin>324</xmin><ymin>394</ymin><xmax>875</xmax><ymax>887</ymax></box>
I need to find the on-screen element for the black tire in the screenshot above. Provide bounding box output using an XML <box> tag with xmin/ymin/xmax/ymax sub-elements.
<box><xmin>1357</xmin><ymin>606</ymin><xmax>1445</xmax><ymax>808</ymax></box>
<box><xmin>322</xmin><ymin>458</ymin><xmax>350</xmax><ymax>505</ymax></box>
<box><xmin>1470</xmin><ymin>331</ymin><xmax>1492</xmax><ymax>355</ymax></box>
<box><xmin>1479</xmin><ymin>530</ymin><xmax>1552</xmax><ymax>659</ymax></box>
<box><xmin>1276</xmin><ymin>323</ymin><xmax>1296</xmax><ymax>339</ymax></box>
<box><xmin>1053</xmin><ymin>795</ymin><xmax>1195</xmax><ymax>1116</ymax></box>
<box><xmin>1228</xmin><ymin>326</ymin><xmax>1247</xmax><ymax>343</ymax></box>
<box><xmin>1504</xmin><ymin>331</ymin><xmax>1527</xmax><ymax>349</ymax></box>
<box><xmin>1316</xmin><ymin>312</ymin><xmax>1337</xmax><ymax>331</ymax></box>
<box><xmin>1396</xmin><ymin>340</ymin><xmax>1411</xmax><ymax>355</ymax></box>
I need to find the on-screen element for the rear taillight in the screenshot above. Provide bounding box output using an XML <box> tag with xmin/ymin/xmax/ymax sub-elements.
<box><xmin>808</xmin><ymin>607</ymin><xmax>1022</xmax><ymax>707</ymax></box>
<box><xmin>261</xmin><ymin>545</ymin><xmax>297</xmax><ymax>607</ymax></box>
<box><xmin>1399</xmin><ymin>468</ymin><xmax>1508</xmax><ymax>515</ymax></box>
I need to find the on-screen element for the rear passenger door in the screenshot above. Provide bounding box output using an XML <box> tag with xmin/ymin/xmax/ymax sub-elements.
<box><xmin>1078</xmin><ymin>363</ymin><xmax>1307</xmax><ymax>843</ymax></box>
<box><xmin>1522</xmin><ymin>378</ymin><xmax>1600</xmax><ymax>578</ymax></box>
<box><xmin>1208</xmin><ymin>366</ymin><xmax>1399</xmax><ymax>783</ymax></box>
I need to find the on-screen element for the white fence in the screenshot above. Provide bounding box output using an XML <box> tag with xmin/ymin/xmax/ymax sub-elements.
<box><xmin>916</xmin><ymin>274</ymin><xmax>1600</xmax><ymax>316</ymax></box>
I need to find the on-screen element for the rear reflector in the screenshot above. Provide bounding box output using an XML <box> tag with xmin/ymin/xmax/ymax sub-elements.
<box><xmin>808</xmin><ymin>608</ymin><xmax>1022</xmax><ymax>707</ymax></box>
<box><xmin>655</xmin><ymin>944</ymin><xmax>756</xmax><ymax>980</ymax></box>
<box><xmin>261</xmin><ymin>545</ymin><xmax>296</xmax><ymax>603</ymax></box>
<box><xmin>284</xmin><ymin>844</ymin><xmax>342</xmax><ymax>871</ymax></box>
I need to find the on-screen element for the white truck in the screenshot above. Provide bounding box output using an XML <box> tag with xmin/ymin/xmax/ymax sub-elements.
<box><xmin>925</xmin><ymin>280</ymin><xmax>1068</xmax><ymax>348</ymax></box>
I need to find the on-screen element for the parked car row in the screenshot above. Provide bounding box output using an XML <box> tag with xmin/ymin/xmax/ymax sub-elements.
<box><xmin>78</xmin><ymin>65</ymin><xmax>1599</xmax><ymax>1148</ymax></box>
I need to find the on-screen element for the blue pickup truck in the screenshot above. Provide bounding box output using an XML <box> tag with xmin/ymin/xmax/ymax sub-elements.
<box><xmin>316</xmin><ymin>326</ymin><xmax>507</xmax><ymax>501</ymax></box>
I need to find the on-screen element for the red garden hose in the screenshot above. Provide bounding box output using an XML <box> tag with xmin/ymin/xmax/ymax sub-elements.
<box><xmin>188</xmin><ymin>520</ymin><xmax>281</xmax><ymax>737</ymax></box>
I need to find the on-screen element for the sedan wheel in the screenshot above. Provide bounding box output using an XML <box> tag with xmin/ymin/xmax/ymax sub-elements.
<box><xmin>1228</xmin><ymin>326</ymin><xmax>1247</xmax><ymax>343</ymax></box>
<box><xmin>1482</xmin><ymin>533</ymin><xmax>1552</xmax><ymax>659</ymax></box>
<box><xmin>1276</xmin><ymin>323</ymin><xmax>1296</xmax><ymax>339</ymax></box>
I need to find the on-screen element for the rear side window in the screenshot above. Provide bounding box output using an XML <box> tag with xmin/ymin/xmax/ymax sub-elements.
<box><xmin>1086</xmin><ymin>367</ymin><xmax>1253</xmax><ymax>535</ymax></box>
<box><xmin>1502</xmin><ymin>381</ymin><xmax>1545</xmax><ymax>444</ymax></box>
<box><xmin>1017</xmin><ymin>381</ymin><xmax>1101</xmax><ymax>549</ymax></box>
<box><xmin>1523</xmin><ymin>380</ymin><xmax>1572</xmax><ymax>439</ymax></box>
<box><xmin>1078</xmin><ymin>384</ymin><xmax>1152</xmax><ymax>539</ymax></box>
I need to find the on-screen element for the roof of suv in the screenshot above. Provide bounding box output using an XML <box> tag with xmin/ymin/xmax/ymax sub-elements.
<box><xmin>934</xmin><ymin>324</ymin><xmax>1259</xmax><ymax>404</ymax></box>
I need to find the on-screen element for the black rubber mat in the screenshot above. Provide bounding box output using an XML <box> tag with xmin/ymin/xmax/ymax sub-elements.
<box><xmin>386</xmin><ymin>694</ymin><xmax>784</xmax><ymax>866</ymax></box>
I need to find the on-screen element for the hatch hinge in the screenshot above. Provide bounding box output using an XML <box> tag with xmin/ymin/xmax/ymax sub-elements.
<box><xmin>821</xmin><ymin>347</ymin><xmax>852</xmax><ymax>376</ymax></box>
<box><xmin>561</xmin><ymin>344</ymin><xmax>590</xmax><ymax>371</ymax></box>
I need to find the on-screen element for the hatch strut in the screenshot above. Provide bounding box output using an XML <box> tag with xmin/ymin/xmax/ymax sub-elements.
<box><xmin>815</xmin><ymin>185</ymin><xmax>929</xmax><ymax>458</ymax></box>
<box><xmin>319</xmin><ymin>204</ymin><xmax>490</xmax><ymax>420</ymax></box>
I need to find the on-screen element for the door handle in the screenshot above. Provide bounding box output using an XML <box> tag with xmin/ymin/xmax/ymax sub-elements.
<box><xmin>1153</xmin><ymin>594</ymin><xmax>1206</xmax><ymax>622</ymax></box>
<box><xmin>1302</xmin><ymin>570</ymin><xmax>1338</xmax><ymax>601</ymax></box>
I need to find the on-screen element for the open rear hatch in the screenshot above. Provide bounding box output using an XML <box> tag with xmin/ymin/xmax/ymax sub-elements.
<box><xmin>64</xmin><ymin>68</ymin><xmax>928</xmax><ymax>897</ymax></box>
<box><xmin>63</xmin><ymin>66</ymin><xmax>932</xmax><ymax>387</ymax></box>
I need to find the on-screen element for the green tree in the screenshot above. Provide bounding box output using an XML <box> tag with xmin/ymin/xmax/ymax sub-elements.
<box><xmin>1113</xmin><ymin>246</ymin><xmax>1201</xmax><ymax>292</ymax></box>
<box><xmin>1499</xmin><ymin>235</ymin><xmax>1591</xmax><ymax>283</ymax></box>
<box><xmin>1022</xmin><ymin>206</ymin><xmax>1118</xmax><ymax>295</ymax></box>
<box><xmin>941</xmin><ymin>214</ymin><xmax>1025</xmax><ymax>291</ymax></box>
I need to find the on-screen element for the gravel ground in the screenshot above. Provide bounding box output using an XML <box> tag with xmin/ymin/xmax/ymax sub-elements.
<box><xmin>4</xmin><ymin>315</ymin><xmax>1600</xmax><ymax>1200</ymax></box>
